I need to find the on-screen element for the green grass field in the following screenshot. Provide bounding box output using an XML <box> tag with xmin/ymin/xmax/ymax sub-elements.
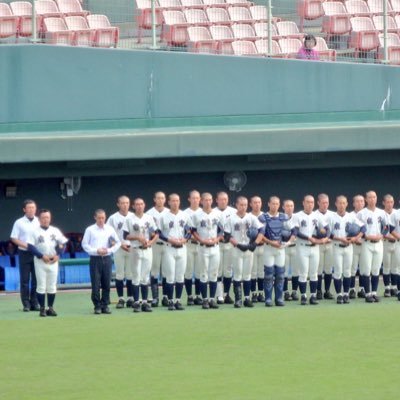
<box><xmin>1</xmin><ymin>288</ymin><xmax>399</xmax><ymax>400</ymax></box>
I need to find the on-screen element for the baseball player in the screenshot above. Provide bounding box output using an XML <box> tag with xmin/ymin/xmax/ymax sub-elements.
<box><xmin>292</xmin><ymin>195</ymin><xmax>330</xmax><ymax>305</ymax></box>
<box><xmin>224</xmin><ymin>196</ymin><xmax>264</xmax><ymax>308</ymax></box>
<box><xmin>123</xmin><ymin>198</ymin><xmax>159</xmax><ymax>313</ymax></box>
<box><xmin>329</xmin><ymin>196</ymin><xmax>365</xmax><ymax>304</ymax></box>
<box><xmin>357</xmin><ymin>191</ymin><xmax>389</xmax><ymax>303</ymax></box>
<box><xmin>158</xmin><ymin>194</ymin><xmax>192</xmax><ymax>311</ymax></box>
<box><xmin>260</xmin><ymin>196</ymin><xmax>294</xmax><ymax>307</ymax></box>
<box><xmin>10</xmin><ymin>199</ymin><xmax>40</xmax><ymax>312</ymax></box>
<box><xmin>27</xmin><ymin>209</ymin><xmax>68</xmax><ymax>317</ymax></box>
<box><xmin>349</xmin><ymin>194</ymin><xmax>365</xmax><ymax>298</ymax></box>
<box><xmin>82</xmin><ymin>209</ymin><xmax>121</xmax><ymax>314</ymax></box>
<box><xmin>382</xmin><ymin>194</ymin><xmax>398</xmax><ymax>297</ymax></box>
<box><xmin>315</xmin><ymin>193</ymin><xmax>334</xmax><ymax>300</ymax></box>
<box><xmin>191</xmin><ymin>192</ymin><xmax>224</xmax><ymax>309</ymax></box>
<box><xmin>388</xmin><ymin>204</ymin><xmax>400</xmax><ymax>301</ymax></box>
<box><xmin>282</xmin><ymin>199</ymin><xmax>298</xmax><ymax>301</ymax></box>
<box><xmin>214</xmin><ymin>191</ymin><xmax>236</xmax><ymax>304</ymax></box>
<box><xmin>184</xmin><ymin>190</ymin><xmax>203</xmax><ymax>306</ymax></box>
<box><xmin>146</xmin><ymin>191</ymin><xmax>170</xmax><ymax>307</ymax></box>
<box><xmin>107</xmin><ymin>195</ymin><xmax>134</xmax><ymax>309</ymax></box>
<box><xmin>249</xmin><ymin>196</ymin><xmax>265</xmax><ymax>303</ymax></box>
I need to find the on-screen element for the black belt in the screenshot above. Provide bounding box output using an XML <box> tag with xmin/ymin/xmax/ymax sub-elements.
<box><xmin>338</xmin><ymin>244</ymin><xmax>349</xmax><ymax>248</ymax></box>
<box><xmin>156</xmin><ymin>242</ymin><xmax>164</xmax><ymax>246</ymax></box>
<box><xmin>300</xmin><ymin>243</ymin><xmax>315</xmax><ymax>247</ymax></box>
<box><xmin>366</xmin><ymin>240</ymin><xmax>379</xmax><ymax>243</ymax></box>
<box><xmin>288</xmin><ymin>243</ymin><xmax>296</xmax><ymax>247</ymax></box>
<box><xmin>257</xmin><ymin>243</ymin><xmax>263</xmax><ymax>247</ymax></box>
<box><xmin>171</xmin><ymin>244</ymin><xmax>183</xmax><ymax>249</ymax></box>
<box><xmin>200</xmin><ymin>243</ymin><xmax>217</xmax><ymax>248</ymax></box>
<box><xmin>386</xmin><ymin>239</ymin><xmax>396</xmax><ymax>243</ymax></box>
<box><xmin>190</xmin><ymin>240</ymin><xmax>199</xmax><ymax>245</ymax></box>
<box><xmin>133</xmin><ymin>246</ymin><xmax>148</xmax><ymax>250</ymax></box>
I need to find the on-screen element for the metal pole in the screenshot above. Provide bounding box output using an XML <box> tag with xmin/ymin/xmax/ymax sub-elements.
<box><xmin>31</xmin><ymin>0</ymin><xmax>38</xmax><ymax>43</ymax></box>
<box><xmin>267</xmin><ymin>0</ymin><xmax>272</xmax><ymax>56</ymax></box>
<box><xmin>382</xmin><ymin>0</ymin><xmax>388</xmax><ymax>63</ymax></box>
<box><xmin>150</xmin><ymin>0</ymin><xmax>159</xmax><ymax>49</ymax></box>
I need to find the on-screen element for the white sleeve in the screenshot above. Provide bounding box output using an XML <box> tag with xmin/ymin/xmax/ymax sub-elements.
<box><xmin>10</xmin><ymin>220</ymin><xmax>21</xmax><ymax>240</ymax></box>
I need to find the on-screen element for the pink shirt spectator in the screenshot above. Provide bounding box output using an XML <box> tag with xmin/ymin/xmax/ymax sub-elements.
<box><xmin>297</xmin><ymin>46</ymin><xmax>319</xmax><ymax>60</ymax></box>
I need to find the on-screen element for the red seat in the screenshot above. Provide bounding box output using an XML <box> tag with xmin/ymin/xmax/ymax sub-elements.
<box><xmin>0</xmin><ymin>3</ymin><xmax>19</xmax><ymax>38</ymax></box>
<box><xmin>278</xmin><ymin>37</ymin><xmax>303</xmax><ymax>57</ymax></box>
<box><xmin>315</xmin><ymin>36</ymin><xmax>337</xmax><ymax>60</ymax></box>
<box><xmin>43</xmin><ymin>16</ymin><xmax>74</xmax><ymax>44</ymax></box>
<box><xmin>345</xmin><ymin>0</ymin><xmax>372</xmax><ymax>17</ymax></box>
<box><xmin>231</xmin><ymin>39</ymin><xmax>259</xmax><ymax>55</ymax></box>
<box><xmin>349</xmin><ymin>16</ymin><xmax>380</xmax><ymax>56</ymax></box>
<box><xmin>206</xmin><ymin>7</ymin><xmax>232</xmax><ymax>25</ymax></box>
<box><xmin>367</xmin><ymin>0</ymin><xmax>393</xmax><ymax>15</ymax></box>
<box><xmin>391</xmin><ymin>0</ymin><xmax>400</xmax><ymax>14</ymax></box>
<box><xmin>231</xmin><ymin>23</ymin><xmax>256</xmax><ymax>40</ymax></box>
<box><xmin>378</xmin><ymin>32</ymin><xmax>400</xmax><ymax>63</ymax></box>
<box><xmin>297</xmin><ymin>0</ymin><xmax>324</xmax><ymax>31</ymax></box>
<box><xmin>162</xmin><ymin>10</ymin><xmax>190</xmax><ymax>45</ymax></box>
<box><xmin>56</xmin><ymin>0</ymin><xmax>89</xmax><ymax>17</ymax></box>
<box><xmin>65</xmin><ymin>15</ymin><xmax>96</xmax><ymax>46</ymax></box>
<box><xmin>209</xmin><ymin>24</ymin><xmax>234</xmax><ymax>53</ymax></box>
<box><xmin>135</xmin><ymin>0</ymin><xmax>163</xmax><ymax>44</ymax></box>
<box><xmin>35</xmin><ymin>0</ymin><xmax>63</xmax><ymax>34</ymax></box>
<box><xmin>228</xmin><ymin>6</ymin><xmax>254</xmax><ymax>24</ymax></box>
<box><xmin>87</xmin><ymin>14</ymin><xmax>119</xmax><ymax>48</ymax></box>
<box><xmin>255</xmin><ymin>38</ymin><xmax>282</xmax><ymax>56</ymax></box>
<box><xmin>373</xmin><ymin>15</ymin><xmax>399</xmax><ymax>33</ymax></box>
<box><xmin>187</xmin><ymin>25</ymin><xmax>217</xmax><ymax>52</ymax></box>
<box><xmin>10</xmin><ymin>1</ymin><xmax>38</xmax><ymax>37</ymax></box>
<box><xmin>322</xmin><ymin>1</ymin><xmax>352</xmax><ymax>41</ymax></box>
<box><xmin>276</xmin><ymin>20</ymin><xmax>304</xmax><ymax>39</ymax></box>
<box><xmin>249</xmin><ymin>5</ymin><xmax>279</xmax><ymax>23</ymax></box>
<box><xmin>254</xmin><ymin>22</ymin><xmax>278</xmax><ymax>38</ymax></box>
<box><xmin>183</xmin><ymin>8</ymin><xmax>210</xmax><ymax>25</ymax></box>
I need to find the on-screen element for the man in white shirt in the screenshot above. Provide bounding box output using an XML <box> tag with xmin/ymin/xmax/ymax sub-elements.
<box><xmin>107</xmin><ymin>195</ymin><xmax>134</xmax><ymax>309</ymax></box>
<box><xmin>82</xmin><ymin>209</ymin><xmax>121</xmax><ymax>314</ymax></box>
<box><xmin>10</xmin><ymin>199</ymin><xmax>40</xmax><ymax>312</ymax></box>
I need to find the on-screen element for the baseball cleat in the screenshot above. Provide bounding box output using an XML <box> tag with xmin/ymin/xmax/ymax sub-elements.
<box><xmin>202</xmin><ymin>299</ymin><xmax>210</xmax><ymax>309</ymax></box>
<box><xmin>132</xmin><ymin>302</ymin><xmax>141</xmax><ymax>313</ymax></box>
<box><xmin>39</xmin><ymin>307</ymin><xmax>47</xmax><ymax>317</ymax></box>
<box><xmin>102</xmin><ymin>307</ymin><xmax>112</xmax><ymax>314</ymax></box>
<box><xmin>209</xmin><ymin>299</ymin><xmax>219</xmax><ymax>309</ymax></box>
<box><xmin>336</xmin><ymin>295</ymin><xmax>344</xmax><ymax>304</ymax></box>
<box><xmin>151</xmin><ymin>298</ymin><xmax>159</xmax><ymax>307</ymax></box>
<box><xmin>349</xmin><ymin>289</ymin><xmax>356</xmax><ymax>299</ymax></box>
<box><xmin>365</xmin><ymin>295</ymin><xmax>374</xmax><ymax>303</ymax></box>
<box><xmin>372</xmin><ymin>294</ymin><xmax>380</xmax><ymax>303</ymax></box>
<box><xmin>257</xmin><ymin>293</ymin><xmax>265</xmax><ymax>303</ymax></box>
<box><xmin>309</xmin><ymin>296</ymin><xmax>319</xmax><ymax>305</ymax></box>
<box><xmin>126</xmin><ymin>299</ymin><xmax>134</xmax><ymax>308</ymax></box>
<box><xmin>324</xmin><ymin>291</ymin><xmax>334</xmax><ymax>300</ymax></box>
<box><xmin>300</xmin><ymin>295</ymin><xmax>307</xmax><ymax>306</ymax></box>
<box><xmin>161</xmin><ymin>297</ymin><xmax>169</xmax><ymax>307</ymax></box>
<box><xmin>46</xmin><ymin>307</ymin><xmax>57</xmax><ymax>317</ymax></box>
<box><xmin>316</xmin><ymin>290</ymin><xmax>323</xmax><ymax>300</ymax></box>
<box><xmin>224</xmin><ymin>294</ymin><xmax>234</xmax><ymax>304</ymax></box>
<box><xmin>187</xmin><ymin>296</ymin><xmax>195</xmax><ymax>306</ymax></box>
<box><xmin>390</xmin><ymin>288</ymin><xmax>398</xmax><ymax>297</ymax></box>
<box><xmin>174</xmin><ymin>301</ymin><xmax>185</xmax><ymax>311</ymax></box>
<box><xmin>168</xmin><ymin>301</ymin><xmax>175</xmax><ymax>311</ymax></box>
<box><xmin>116</xmin><ymin>299</ymin><xmax>125</xmax><ymax>309</ymax></box>
<box><xmin>234</xmin><ymin>300</ymin><xmax>242</xmax><ymax>308</ymax></box>
<box><xmin>291</xmin><ymin>291</ymin><xmax>299</xmax><ymax>301</ymax></box>
<box><xmin>251</xmin><ymin>293</ymin><xmax>258</xmax><ymax>303</ymax></box>
<box><xmin>275</xmin><ymin>300</ymin><xmax>285</xmax><ymax>307</ymax></box>
<box><xmin>357</xmin><ymin>289</ymin><xmax>366</xmax><ymax>299</ymax></box>
<box><xmin>284</xmin><ymin>291</ymin><xmax>292</xmax><ymax>301</ymax></box>
<box><xmin>343</xmin><ymin>294</ymin><xmax>350</xmax><ymax>304</ymax></box>
<box><xmin>193</xmin><ymin>296</ymin><xmax>203</xmax><ymax>306</ymax></box>
<box><xmin>217</xmin><ymin>297</ymin><xmax>224</xmax><ymax>305</ymax></box>
<box><xmin>141</xmin><ymin>302</ymin><xmax>153</xmax><ymax>312</ymax></box>
<box><xmin>384</xmin><ymin>289</ymin><xmax>391</xmax><ymax>298</ymax></box>
<box><xmin>243</xmin><ymin>298</ymin><xmax>254</xmax><ymax>308</ymax></box>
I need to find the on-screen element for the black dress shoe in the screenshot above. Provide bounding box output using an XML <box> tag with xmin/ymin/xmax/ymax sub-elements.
<box><xmin>101</xmin><ymin>307</ymin><xmax>112</xmax><ymax>314</ymax></box>
<box><xmin>31</xmin><ymin>304</ymin><xmax>41</xmax><ymax>312</ymax></box>
<box><xmin>275</xmin><ymin>300</ymin><xmax>285</xmax><ymax>307</ymax></box>
<box><xmin>23</xmin><ymin>305</ymin><xmax>30</xmax><ymax>312</ymax></box>
<box><xmin>94</xmin><ymin>307</ymin><xmax>102</xmax><ymax>314</ymax></box>
<box><xmin>257</xmin><ymin>293</ymin><xmax>265</xmax><ymax>303</ymax></box>
<box><xmin>151</xmin><ymin>298</ymin><xmax>159</xmax><ymax>307</ymax></box>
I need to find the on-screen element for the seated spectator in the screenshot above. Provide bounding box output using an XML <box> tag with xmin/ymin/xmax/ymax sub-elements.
<box><xmin>297</xmin><ymin>34</ymin><xmax>319</xmax><ymax>60</ymax></box>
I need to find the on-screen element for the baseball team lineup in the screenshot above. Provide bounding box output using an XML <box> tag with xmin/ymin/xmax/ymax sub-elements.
<box><xmin>9</xmin><ymin>189</ymin><xmax>400</xmax><ymax>317</ymax></box>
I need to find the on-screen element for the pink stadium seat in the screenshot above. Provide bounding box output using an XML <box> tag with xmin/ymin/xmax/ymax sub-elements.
<box><xmin>0</xmin><ymin>3</ymin><xmax>19</xmax><ymax>38</ymax></box>
<box><xmin>396</xmin><ymin>14</ymin><xmax>400</xmax><ymax>26</ymax></box>
<box><xmin>231</xmin><ymin>23</ymin><xmax>256</xmax><ymax>40</ymax></box>
<box><xmin>349</xmin><ymin>16</ymin><xmax>380</xmax><ymax>56</ymax></box>
<box><xmin>373</xmin><ymin>15</ymin><xmax>399</xmax><ymax>33</ymax></box>
<box><xmin>249</xmin><ymin>5</ymin><xmax>280</xmax><ymax>23</ymax></box>
<box><xmin>202</xmin><ymin>0</ymin><xmax>229</xmax><ymax>8</ymax></box>
<box><xmin>183</xmin><ymin>8</ymin><xmax>210</xmax><ymax>25</ymax></box>
<box><xmin>158</xmin><ymin>0</ymin><xmax>183</xmax><ymax>10</ymax></box>
<box><xmin>315</xmin><ymin>36</ymin><xmax>337</xmax><ymax>60</ymax></box>
<box><xmin>187</xmin><ymin>25</ymin><xmax>217</xmax><ymax>52</ymax></box>
<box><xmin>87</xmin><ymin>14</ymin><xmax>119</xmax><ymax>48</ymax></box>
<box><xmin>65</xmin><ymin>15</ymin><xmax>95</xmax><ymax>46</ymax></box>
<box><xmin>10</xmin><ymin>1</ymin><xmax>37</xmax><ymax>37</ymax></box>
<box><xmin>209</xmin><ymin>24</ymin><xmax>234</xmax><ymax>53</ymax></box>
<box><xmin>345</xmin><ymin>0</ymin><xmax>372</xmax><ymax>17</ymax></box>
<box><xmin>378</xmin><ymin>32</ymin><xmax>400</xmax><ymax>63</ymax></box>
<box><xmin>278</xmin><ymin>37</ymin><xmax>303</xmax><ymax>57</ymax></box>
<box><xmin>297</xmin><ymin>0</ymin><xmax>324</xmax><ymax>31</ymax></box>
<box><xmin>228</xmin><ymin>6</ymin><xmax>254</xmax><ymax>24</ymax></box>
<box><xmin>391</xmin><ymin>0</ymin><xmax>400</xmax><ymax>14</ymax></box>
<box><xmin>135</xmin><ymin>0</ymin><xmax>163</xmax><ymax>44</ymax></box>
<box><xmin>254</xmin><ymin>22</ymin><xmax>278</xmax><ymax>38</ymax></box>
<box><xmin>206</xmin><ymin>7</ymin><xmax>232</xmax><ymax>25</ymax></box>
<box><xmin>162</xmin><ymin>10</ymin><xmax>190</xmax><ymax>45</ymax></box>
<box><xmin>322</xmin><ymin>2</ymin><xmax>352</xmax><ymax>40</ymax></box>
<box><xmin>231</xmin><ymin>39</ymin><xmax>259</xmax><ymax>55</ymax></box>
<box><xmin>367</xmin><ymin>0</ymin><xmax>393</xmax><ymax>15</ymax></box>
<box><xmin>35</xmin><ymin>0</ymin><xmax>63</xmax><ymax>34</ymax></box>
<box><xmin>276</xmin><ymin>20</ymin><xmax>304</xmax><ymax>39</ymax></box>
<box><xmin>255</xmin><ymin>38</ymin><xmax>282</xmax><ymax>56</ymax></box>
<box><xmin>56</xmin><ymin>0</ymin><xmax>89</xmax><ymax>17</ymax></box>
<box><xmin>180</xmin><ymin>0</ymin><xmax>207</xmax><ymax>9</ymax></box>
<box><xmin>225</xmin><ymin>0</ymin><xmax>251</xmax><ymax>8</ymax></box>
<box><xmin>43</xmin><ymin>16</ymin><xmax>74</xmax><ymax>44</ymax></box>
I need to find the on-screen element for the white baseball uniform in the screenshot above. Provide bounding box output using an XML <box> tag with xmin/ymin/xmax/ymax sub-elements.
<box><xmin>251</xmin><ymin>212</ymin><xmax>265</xmax><ymax>281</ymax></box>
<box><xmin>383</xmin><ymin>209</ymin><xmax>397</xmax><ymax>278</ymax></box>
<box><xmin>107</xmin><ymin>211</ymin><xmax>134</xmax><ymax>280</ymax></box>
<box><xmin>389</xmin><ymin>210</ymin><xmax>400</xmax><ymax>278</ymax></box>
<box><xmin>123</xmin><ymin>213</ymin><xmax>158</xmax><ymax>286</ymax></box>
<box><xmin>159</xmin><ymin>210</ymin><xmax>192</xmax><ymax>284</ymax></box>
<box><xmin>184</xmin><ymin>207</ymin><xmax>202</xmax><ymax>281</ymax></box>
<box><xmin>315</xmin><ymin>209</ymin><xmax>334</xmax><ymax>276</ymax></box>
<box><xmin>350</xmin><ymin>210</ymin><xmax>363</xmax><ymax>277</ymax></box>
<box><xmin>28</xmin><ymin>226</ymin><xmax>68</xmax><ymax>294</ymax></box>
<box><xmin>224</xmin><ymin>212</ymin><xmax>263</xmax><ymax>282</ymax></box>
